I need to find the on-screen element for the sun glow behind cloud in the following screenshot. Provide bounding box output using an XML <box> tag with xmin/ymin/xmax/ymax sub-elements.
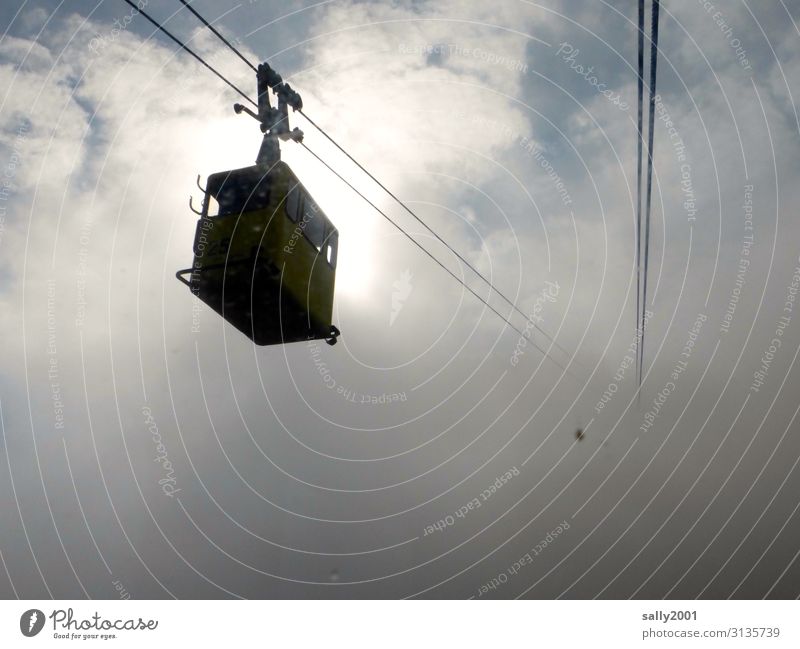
<box><xmin>281</xmin><ymin>143</ymin><xmax>382</xmax><ymax>303</ymax></box>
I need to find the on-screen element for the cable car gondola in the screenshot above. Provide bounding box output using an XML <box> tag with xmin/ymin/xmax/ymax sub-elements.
<box><xmin>176</xmin><ymin>63</ymin><xmax>340</xmax><ymax>346</ymax></box>
<box><xmin>155</xmin><ymin>9</ymin><xmax>571</xmax><ymax>369</ymax></box>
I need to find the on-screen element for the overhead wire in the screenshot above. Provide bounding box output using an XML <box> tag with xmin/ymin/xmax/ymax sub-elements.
<box><xmin>296</xmin><ymin>109</ymin><xmax>575</xmax><ymax>363</ymax></box>
<box><xmin>639</xmin><ymin>0</ymin><xmax>660</xmax><ymax>388</ymax></box>
<box><xmin>120</xmin><ymin>0</ymin><xmax>257</xmax><ymax>107</ymax></box>
<box><xmin>300</xmin><ymin>142</ymin><xmax>574</xmax><ymax>375</ymax></box>
<box><xmin>635</xmin><ymin>0</ymin><xmax>645</xmax><ymax>389</ymax></box>
<box><xmin>176</xmin><ymin>0</ymin><xmax>258</xmax><ymax>73</ymax></box>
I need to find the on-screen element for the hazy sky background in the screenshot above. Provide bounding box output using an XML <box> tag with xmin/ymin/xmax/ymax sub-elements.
<box><xmin>0</xmin><ymin>0</ymin><xmax>799</xmax><ymax>599</ymax></box>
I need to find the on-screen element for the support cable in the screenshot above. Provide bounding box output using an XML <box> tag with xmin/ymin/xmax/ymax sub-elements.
<box><xmin>297</xmin><ymin>109</ymin><xmax>573</xmax><ymax>361</ymax></box>
<box><xmin>639</xmin><ymin>0</ymin><xmax>660</xmax><ymax>387</ymax></box>
<box><xmin>176</xmin><ymin>0</ymin><xmax>258</xmax><ymax>73</ymax></box>
<box><xmin>300</xmin><ymin>142</ymin><xmax>574</xmax><ymax>375</ymax></box>
<box><xmin>635</xmin><ymin>0</ymin><xmax>645</xmax><ymax>388</ymax></box>
<box><xmin>120</xmin><ymin>0</ymin><xmax>257</xmax><ymax>107</ymax></box>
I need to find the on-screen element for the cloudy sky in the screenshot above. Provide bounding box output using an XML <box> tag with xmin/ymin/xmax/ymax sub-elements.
<box><xmin>0</xmin><ymin>0</ymin><xmax>799</xmax><ymax>599</ymax></box>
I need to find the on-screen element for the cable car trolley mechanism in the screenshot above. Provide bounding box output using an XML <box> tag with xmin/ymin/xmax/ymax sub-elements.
<box><xmin>177</xmin><ymin>62</ymin><xmax>340</xmax><ymax>346</ymax></box>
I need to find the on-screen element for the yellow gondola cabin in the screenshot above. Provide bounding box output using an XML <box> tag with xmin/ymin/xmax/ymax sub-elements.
<box><xmin>177</xmin><ymin>162</ymin><xmax>340</xmax><ymax>346</ymax></box>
